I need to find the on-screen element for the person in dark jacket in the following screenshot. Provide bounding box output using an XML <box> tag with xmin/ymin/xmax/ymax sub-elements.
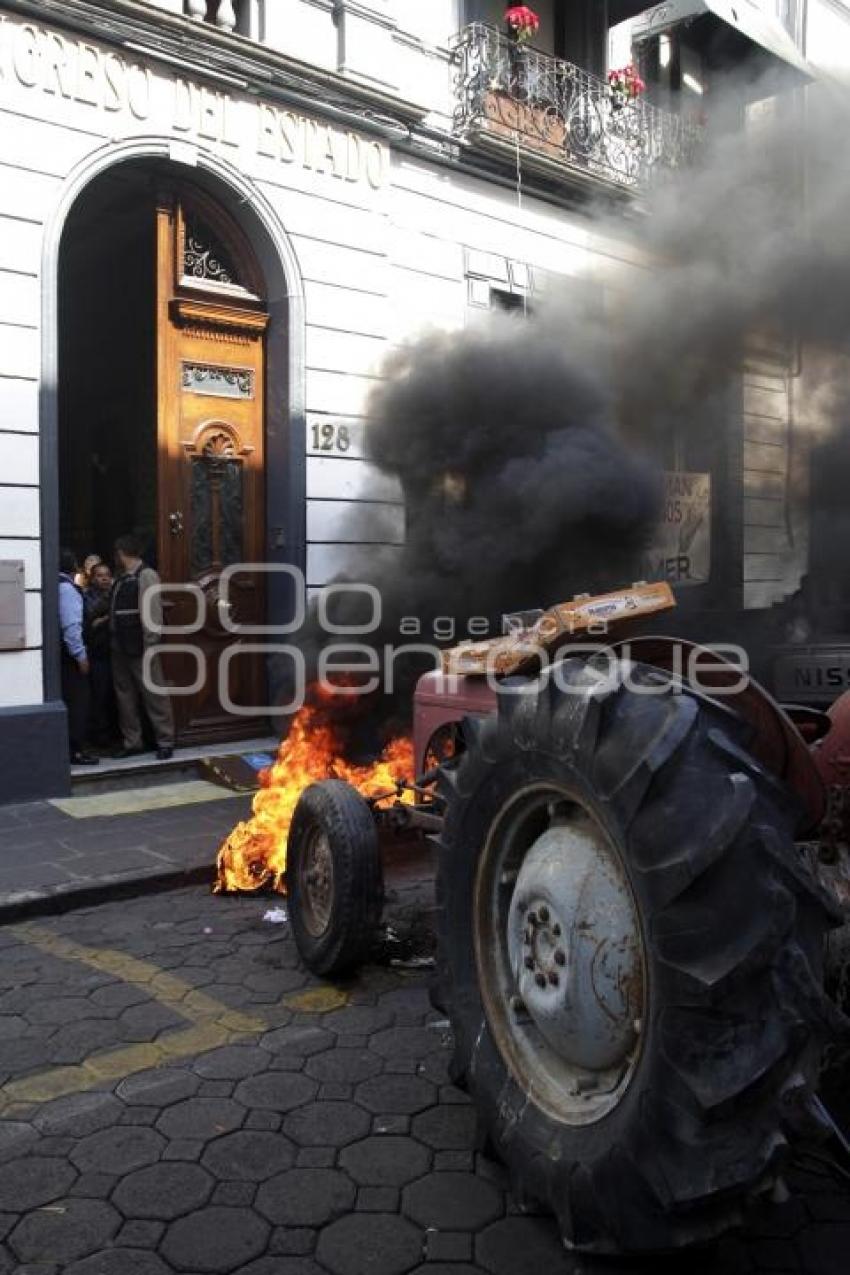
<box><xmin>110</xmin><ymin>534</ymin><xmax>175</xmax><ymax>760</ymax></box>
<box><xmin>59</xmin><ymin>548</ymin><xmax>99</xmax><ymax>766</ymax></box>
<box><xmin>84</xmin><ymin>560</ymin><xmax>117</xmax><ymax>747</ymax></box>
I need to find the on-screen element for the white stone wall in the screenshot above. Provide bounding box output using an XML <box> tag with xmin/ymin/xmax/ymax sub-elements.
<box><xmin>741</xmin><ymin>369</ymin><xmax>808</xmax><ymax>610</ymax></box>
<box><xmin>388</xmin><ymin>0</ymin><xmax>459</xmax><ymax>47</ymax></box>
<box><xmin>145</xmin><ymin>0</ymin><xmax>460</xmax><ymax>115</ymax></box>
<box><xmin>0</xmin><ymin>116</ymin><xmax>47</xmax><ymax>705</ymax></box>
<box><xmin>805</xmin><ymin>0</ymin><xmax>850</xmax><ymax>84</ymax></box>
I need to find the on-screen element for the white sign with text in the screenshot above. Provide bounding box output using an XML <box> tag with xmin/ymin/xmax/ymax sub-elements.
<box><xmin>643</xmin><ymin>471</ymin><xmax>712</xmax><ymax>587</ymax></box>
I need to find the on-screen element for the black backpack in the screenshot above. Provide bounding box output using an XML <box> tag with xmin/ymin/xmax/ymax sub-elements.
<box><xmin>111</xmin><ymin>567</ymin><xmax>145</xmax><ymax>658</ymax></box>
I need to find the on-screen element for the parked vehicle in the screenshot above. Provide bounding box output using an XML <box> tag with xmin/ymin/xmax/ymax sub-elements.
<box><xmin>286</xmin><ymin>585</ymin><xmax>850</xmax><ymax>1254</ymax></box>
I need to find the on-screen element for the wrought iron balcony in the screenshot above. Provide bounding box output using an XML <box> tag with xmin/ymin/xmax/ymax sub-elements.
<box><xmin>452</xmin><ymin>24</ymin><xmax>699</xmax><ymax>190</ymax></box>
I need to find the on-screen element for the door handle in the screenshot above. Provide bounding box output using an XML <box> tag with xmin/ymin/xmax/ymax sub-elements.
<box><xmin>169</xmin><ymin>511</ymin><xmax>184</xmax><ymax>536</ymax></box>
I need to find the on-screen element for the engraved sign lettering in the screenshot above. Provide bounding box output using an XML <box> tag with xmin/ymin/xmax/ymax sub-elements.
<box><xmin>182</xmin><ymin>363</ymin><xmax>254</xmax><ymax>399</ymax></box>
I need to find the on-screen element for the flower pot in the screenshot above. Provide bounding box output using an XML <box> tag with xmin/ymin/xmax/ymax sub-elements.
<box><xmin>482</xmin><ymin>90</ymin><xmax>567</xmax><ymax>160</ymax></box>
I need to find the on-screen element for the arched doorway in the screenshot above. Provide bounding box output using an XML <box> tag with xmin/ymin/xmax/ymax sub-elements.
<box><xmin>57</xmin><ymin>161</ymin><xmax>287</xmax><ymax>744</ymax></box>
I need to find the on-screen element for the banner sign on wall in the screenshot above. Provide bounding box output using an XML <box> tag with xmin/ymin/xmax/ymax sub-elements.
<box><xmin>642</xmin><ymin>471</ymin><xmax>711</xmax><ymax>587</ymax></box>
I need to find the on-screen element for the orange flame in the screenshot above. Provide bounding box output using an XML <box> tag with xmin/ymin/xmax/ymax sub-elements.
<box><xmin>215</xmin><ymin>689</ymin><xmax>414</xmax><ymax>894</ymax></box>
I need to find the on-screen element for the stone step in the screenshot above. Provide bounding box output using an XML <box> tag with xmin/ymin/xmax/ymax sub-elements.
<box><xmin>70</xmin><ymin>736</ymin><xmax>279</xmax><ymax>797</ymax></box>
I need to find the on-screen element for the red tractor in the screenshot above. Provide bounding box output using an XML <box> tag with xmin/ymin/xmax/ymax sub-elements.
<box><xmin>285</xmin><ymin>585</ymin><xmax>850</xmax><ymax>1254</ymax></box>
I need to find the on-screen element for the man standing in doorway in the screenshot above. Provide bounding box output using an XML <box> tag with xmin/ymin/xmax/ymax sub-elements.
<box><xmin>84</xmin><ymin>561</ymin><xmax>118</xmax><ymax>748</ymax></box>
<box><xmin>59</xmin><ymin>548</ymin><xmax>99</xmax><ymax>766</ymax></box>
<box><xmin>111</xmin><ymin>534</ymin><xmax>175</xmax><ymax>761</ymax></box>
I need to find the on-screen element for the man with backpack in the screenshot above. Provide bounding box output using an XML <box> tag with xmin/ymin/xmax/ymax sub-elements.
<box><xmin>110</xmin><ymin>535</ymin><xmax>175</xmax><ymax>761</ymax></box>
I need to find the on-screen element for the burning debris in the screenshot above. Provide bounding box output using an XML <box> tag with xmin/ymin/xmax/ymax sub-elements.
<box><xmin>215</xmin><ymin>689</ymin><xmax>413</xmax><ymax>894</ymax></box>
<box><xmin>440</xmin><ymin>581</ymin><xmax>675</xmax><ymax>676</ymax></box>
<box><xmin>214</xmin><ymin>584</ymin><xmax>675</xmax><ymax>895</ymax></box>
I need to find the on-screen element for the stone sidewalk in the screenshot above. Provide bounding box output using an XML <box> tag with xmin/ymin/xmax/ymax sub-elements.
<box><xmin>0</xmin><ymin>885</ymin><xmax>846</xmax><ymax>1275</ymax></box>
<box><xmin>0</xmin><ymin>789</ymin><xmax>436</xmax><ymax>945</ymax></box>
<box><xmin>0</xmin><ymin>795</ymin><xmax>254</xmax><ymax>921</ymax></box>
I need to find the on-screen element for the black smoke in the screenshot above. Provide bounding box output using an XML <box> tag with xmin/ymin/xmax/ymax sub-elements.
<box><xmin>283</xmin><ymin>310</ymin><xmax>662</xmax><ymax>745</ymax></box>
<box><xmin>365</xmin><ymin>318</ymin><xmax>662</xmax><ymax>626</ymax></box>
<box><xmin>599</xmin><ymin>87</ymin><xmax>850</xmax><ymax>453</ymax></box>
<box><xmin>589</xmin><ymin>79</ymin><xmax>850</xmax><ymax>662</ymax></box>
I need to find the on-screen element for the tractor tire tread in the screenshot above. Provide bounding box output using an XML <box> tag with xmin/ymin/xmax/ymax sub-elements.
<box><xmin>287</xmin><ymin>779</ymin><xmax>383</xmax><ymax>978</ymax></box>
<box><xmin>432</xmin><ymin>660</ymin><xmax>843</xmax><ymax>1253</ymax></box>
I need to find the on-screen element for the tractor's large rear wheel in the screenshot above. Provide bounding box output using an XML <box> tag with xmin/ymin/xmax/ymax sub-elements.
<box><xmin>433</xmin><ymin>658</ymin><xmax>842</xmax><ymax>1253</ymax></box>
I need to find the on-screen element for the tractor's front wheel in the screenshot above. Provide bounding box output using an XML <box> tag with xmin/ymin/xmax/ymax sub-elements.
<box><xmin>433</xmin><ymin>658</ymin><xmax>841</xmax><ymax>1253</ymax></box>
<box><xmin>287</xmin><ymin>780</ymin><xmax>384</xmax><ymax>977</ymax></box>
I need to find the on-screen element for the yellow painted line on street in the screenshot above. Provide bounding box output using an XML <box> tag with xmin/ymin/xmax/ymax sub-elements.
<box><xmin>0</xmin><ymin>924</ymin><xmax>348</xmax><ymax>1112</ymax></box>
<box><xmin>49</xmin><ymin>779</ymin><xmax>244</xmax><ymax>819</ymax></box>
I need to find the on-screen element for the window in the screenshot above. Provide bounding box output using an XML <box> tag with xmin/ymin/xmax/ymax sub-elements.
<box><xmin>491</xmin><ymin>288</ymin><xmax>530</xmax><ymax>315</ymax></box>
<box><xmin>175</xmin><ymin>197</ymin><xmax>265</xmax><ymax>302</ymax></box>
<box><xmin>462</xmin><ymin>1</ymin><xmax>504</xmax><ymax>25</ymax></box>
<box><xmin>629</xmin><ymin>27</ymin><xmax>708</xmax><ymax>117</ymax></box>
<box><xmin>462</xmin><ymin>0</ymin><xmax>557</xmax><ymax>57</ymax></box>
<box><xmin>466</xmin><ymin>252</ymin><xmax>533</xmax><ymax>312</ymax></box>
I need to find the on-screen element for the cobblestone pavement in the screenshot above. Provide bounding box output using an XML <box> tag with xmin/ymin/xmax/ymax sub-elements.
<box><xmin>0</xmin><ymin>885</ymin><xmax>847</xmax><ymax>1275</ymax></box>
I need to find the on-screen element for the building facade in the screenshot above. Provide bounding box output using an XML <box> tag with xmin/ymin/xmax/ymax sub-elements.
<box><xmin>0</xmin><ymin>0</ymin><xmax>846</xmax><ymax>803</ymax></box>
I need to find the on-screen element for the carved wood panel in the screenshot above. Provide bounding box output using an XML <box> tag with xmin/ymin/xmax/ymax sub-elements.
<box><xmin>156</xmin><ymin>193</ymin><xmax>269</xmax><ymax>743</ymax></box>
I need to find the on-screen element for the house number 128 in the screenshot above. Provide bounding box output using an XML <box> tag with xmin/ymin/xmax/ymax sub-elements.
<box><xmin>311</xmin><ymin>422</ymin><xmax>351</xmax><ymax>453</ymax></box>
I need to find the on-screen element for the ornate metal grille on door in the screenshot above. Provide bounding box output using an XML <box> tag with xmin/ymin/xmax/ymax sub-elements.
<box><xmin>188</xmin><ymin>429</ymin><xmax>245</xmax><ymax>576</ymax></box>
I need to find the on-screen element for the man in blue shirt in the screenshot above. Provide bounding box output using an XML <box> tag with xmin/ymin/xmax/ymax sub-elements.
<box><xmin>59</xmin><ymin>548</ymin><xmax>99</xmax><ymax>766</ymax></box>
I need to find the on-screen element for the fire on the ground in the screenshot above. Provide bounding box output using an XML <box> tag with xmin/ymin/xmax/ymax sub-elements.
<box><xmin>215</xmin><ymin>691</ymin><xmax>413</xmax><ymax>894</ymax></box>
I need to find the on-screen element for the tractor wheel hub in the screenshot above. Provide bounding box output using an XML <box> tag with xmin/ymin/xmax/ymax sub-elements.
<box><xmin>507</xmin><ymin>820</ymin><xmax>641</xmax><ymax>1072</ymax></box>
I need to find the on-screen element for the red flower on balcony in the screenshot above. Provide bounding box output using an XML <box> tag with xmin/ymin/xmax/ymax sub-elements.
<box><xmin>608</xmin><ymin>64</ymin><xmax>646</xmax><ymax>101</ymax></box>
<box><xmin>504</xmin><ymin>5</ymin><xmax>540</xmax><ymax>44</ymax></box>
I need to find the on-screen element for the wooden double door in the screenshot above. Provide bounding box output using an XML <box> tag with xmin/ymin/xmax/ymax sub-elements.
<box><xmin>154</xmin><ymin>192</ymin><xmax>269</xmax><ymax>743</ymax></box>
